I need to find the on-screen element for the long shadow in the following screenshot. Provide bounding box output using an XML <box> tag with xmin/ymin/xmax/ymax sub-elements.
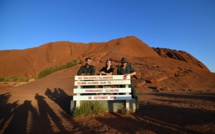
<box><xmin>96</xmin><ymin>112</ymin><xmax>179</xmax><ymax>134</ymax></box>
<box><xmin>150</xmin><ymin>92</ymin><xmax>215</xmax><ymax>102</ymax></box>
<box><xmin>45</xmin><ymin>88</ymin><xmax>72</xmax><ymax>114</ymax></box>
<box><xmin>141</xmin><ymin>103</ymin><xmax>215</xmax><ymax>126</ymax></box>
<box><xmin>95</xmin><ymin>100</ymin><xmax>215</xmax><ymax>134</ymax></box>
<box><xmin>152</xmin><ymin>98</ymin><xmax>185</xmax><ymax>103</ymax></box>
<box><xmin>35</xmin><ymin>93</ymin><xmax>68</xmax><ymax>133</ymax></box>
<box><xmin>3</xmin><ymin>100</ymin><xmax>39</xmax><ymax>134</ymax></box>
<box><xmin>60</xmin><ymin>111</ymin><xmax>102</xmax><ymax>133</ymax></box>
<box><xmin>0</xmin><ymin>93</ymin><xmax>18</xmax><ymax>133</ymax></box>
<box><xmin>0</xmin><ymin>92</ymin><xmax>11</xmax><ymax>105</ymax></box>
<box><xmin>135</xmin><ymin>103</ymin><xmax>215</xmax><ymax>133</ymax></box>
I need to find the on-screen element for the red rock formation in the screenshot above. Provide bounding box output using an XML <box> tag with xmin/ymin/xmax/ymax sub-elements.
<box><xmin>0</xmin><ymin>36</ymin><xmax>159</xmax><ymax>78</ymax></box>
<box><xmin>153</xmin><ymin>48</ymin><xmax>209</xmax><ymax>71</ymax></box>
<box><xmin>0</xmin><ymin>36</ymin><xmax>214</xmax><ymax>91</ymax></box>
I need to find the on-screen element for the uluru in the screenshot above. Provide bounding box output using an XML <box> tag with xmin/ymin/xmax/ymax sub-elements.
<box><xmin>0</xmin><ymin>36</ymin><xmax>215</xmax><ymax>133</ymax></box>
<box><xmin>0</xmin><ymin>36</ymin><xmax>214</xmax><ymax>91</ymax></box>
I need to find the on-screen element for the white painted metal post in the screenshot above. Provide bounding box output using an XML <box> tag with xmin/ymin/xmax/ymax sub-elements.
<box><xmin>76</xmin><ymin>85</ymin><xmax>81</xmax><ymax>107</ymax></box>
<box><xmin>125</xmin><ymin>84</ymin><xmax>129</xmax><ymax>111</ymax></box>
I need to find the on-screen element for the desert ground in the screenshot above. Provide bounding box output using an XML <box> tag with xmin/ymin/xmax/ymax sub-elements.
<box><xmin>0</xmin><ymin>82</ymin><xmax>215</xmax><ymax>134</ymax></box>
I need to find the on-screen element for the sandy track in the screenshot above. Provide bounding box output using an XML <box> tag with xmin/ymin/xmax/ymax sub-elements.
<box><xmin>1</xmin><ymin>86</ymin><xmax>214</xmax><ymax>134</ymax></box>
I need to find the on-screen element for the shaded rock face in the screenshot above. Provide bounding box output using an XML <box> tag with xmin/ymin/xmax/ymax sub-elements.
<box><xmin>153</xmin><ymin>48</ymin><xmax>209</xmax><ymax>71</ymax></box>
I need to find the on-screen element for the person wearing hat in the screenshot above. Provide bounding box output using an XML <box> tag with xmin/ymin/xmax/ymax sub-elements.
<box><xmin>117</xmin><ymin>57</ymin><xmax>139</xmax><ymax>112</ymax></box>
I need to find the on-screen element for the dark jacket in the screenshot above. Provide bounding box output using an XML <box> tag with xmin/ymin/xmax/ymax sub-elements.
<box><xmin>77</xmin><ymin>65</ymin><xmax>95</xmax><ymax>75</ymax></box>
<box><xmin>117</xmin><ymin>64</ymin><xmax>135</xmax><ymax>75</ymax></box>
<box><xmin>100</xmin><ymin>67</ymin><xmax>114</xmax><ymax>74</ymax></box>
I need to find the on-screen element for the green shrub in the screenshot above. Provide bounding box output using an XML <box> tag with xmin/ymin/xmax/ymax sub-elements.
<box><xmin>38</xmin><ymin>66</ymin><xmax>60</xmax><ymax>79</ymax></box>
<box><xmin>0</xmin><ymin>77</ymin><xmax>5</xmax><ymax>82</ymax></box>
<box><xmin>73</xmin><ymin>101</ymin><xmax>107</xmax><ymax>117</ymax></box>
<box><xmin>17</xmin><ymin>77</ymin><xmax>28</xmax><ymax>82</ymax></box>
<box><xmin>37</xmin><ymin>60</ymin><xmax>79</xmax><ymax>79</ymax></box>
<box><xmin>66</xmin><ymin>60</ymin><xmax>79</xmax><ymax>67</ymax></box>
<box><xmin>0</xmin><ymin>76</ymin><xmax>28</xmax><ymax>82</ymax></box>
<box><xmin>7</xmin><ymin>76</ymin><xmax>17</xmax><ymax>81</ymax></box>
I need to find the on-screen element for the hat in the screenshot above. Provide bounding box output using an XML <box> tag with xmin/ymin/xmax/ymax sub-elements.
<box><xmin>121</xmin><ymin>57</ymin><xmax>128</xmax><ymax>63</ymax></box>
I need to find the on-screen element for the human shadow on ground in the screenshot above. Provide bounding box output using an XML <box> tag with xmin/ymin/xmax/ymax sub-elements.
<box><xmin>0</xmin><ymin>92</ymin><xmax>39</xmax><ymax>134</ymax></box>
<box><xmin>35</xmin><ymin>93</ymin><xmax>69</xmax><ymax>133</ymax></box>
<box><xmin>45</xmin><ymin>88</ymin><xmax>72</xmax><ymax>114</ymax></box>
<box><xmin>35</xmin><ymin>93</ymin><xmax>99</xmax><ymax>133</ymax></box>
<box><xmin>3</xmin><ymin>100</ymin><xmax>39</xmax><ymax>134</ymax></box>
<box><xmin>0</xmin><ymin>93</ymin><xmax>18</xmax><ymax>133</ymax></box>
<box><xmin>0</xmin><ymin>92</ymin><xmax>103</xmax><ymax>134</ymax></box>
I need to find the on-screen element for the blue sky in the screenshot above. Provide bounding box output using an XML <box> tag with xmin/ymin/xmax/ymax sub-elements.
<box><xmin>0</xmin><ymin>0</ymin><xmax>215</xmax><ymax>72</ymax></box>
